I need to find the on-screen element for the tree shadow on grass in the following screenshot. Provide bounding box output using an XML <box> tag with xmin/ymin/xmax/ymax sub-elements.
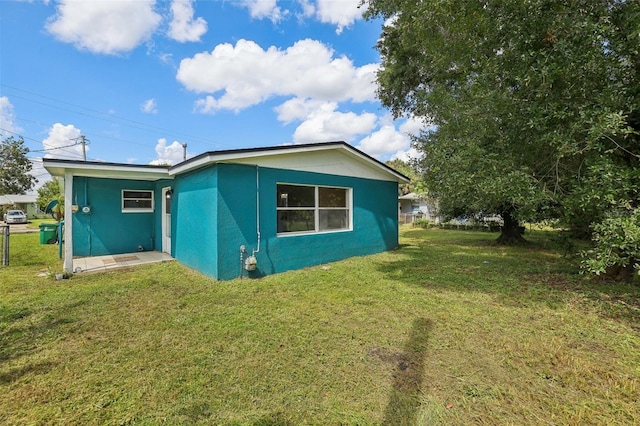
<box><xmin>386</xmin><ymin>229</ymin><xmax>640</xmax><ymax>326</ymax></box>
<box><xmin>0</xmin><ymin>360</ymin><xmax>58</xmax><ymax>385</ymax></box>
<box><xmin>371</xmin><ymin>317</ymin><xmax>431</xmax><ymax>426</ymax></box>
<box><xmin>0</xmin><ymin>300</ymin><xmax>83</xmax><ymax>382</ymax></box>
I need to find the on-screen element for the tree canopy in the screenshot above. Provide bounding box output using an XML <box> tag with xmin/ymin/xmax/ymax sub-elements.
<box><xmin>36</xmin><ymin>179</ymin><xmax>60</xmax><ymax>210</ymax></box>
<box><xmin>36</xmin><ymin>178</ymin><xmax>64</xmax><ymax>221</ymax></box>
<box><xmin>385</xmin><ymin>158</ymin><xmax>426</xmax><ymax>195</ymax></box>
<box><xmin>0</xmin><ymin>136</ymin><xmax>36</xmax><ymax>195</ymax></box>
<box><xmin>365</xmin><ymin>0</ymin><xmax>640</xmax><ymax>248</ymax></box>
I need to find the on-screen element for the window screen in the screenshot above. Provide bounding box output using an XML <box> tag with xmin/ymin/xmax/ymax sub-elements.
<box><xmin>122</xmin><ymin>190</ymin><xmax>154</xmax><ymax>212</ymax></box>
<box><xmin>277</xmin><ymin>184</ymin><xmax>350</xmax><ymax>234</ymax></box>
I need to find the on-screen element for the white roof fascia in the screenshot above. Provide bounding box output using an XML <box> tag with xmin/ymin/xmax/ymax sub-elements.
<box><xmin>44</xmin><ymin>160</ymin><xmax>171</xmax><ymax>181</ymax></box>
<box><xmin>0</xmin><ymin>195</ymin><xmax>38</xmax><ymax>205</ymax></box>
<box><xmin>2</xmin><ymin>195</ymin><xmax>37</xmax><ymax>203</ymax></box>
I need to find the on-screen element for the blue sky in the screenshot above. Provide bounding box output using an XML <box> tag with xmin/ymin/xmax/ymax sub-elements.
<box><xmin>0</xmin><ymin>0</ymin><xmax>423</xmax><ymax>189</ymax></box>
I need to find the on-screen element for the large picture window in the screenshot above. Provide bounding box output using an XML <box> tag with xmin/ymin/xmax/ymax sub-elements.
<box><xmin>122</xmin><ymin>190</ymin><xmax>154</xmax><ymax>212</ymax></box>
<box><xmin>277</xmin><ymin>184</ymin><xmax>351</xmax><ymax>234</ymax></box>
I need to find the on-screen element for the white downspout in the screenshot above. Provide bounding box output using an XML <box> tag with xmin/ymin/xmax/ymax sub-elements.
<box><xmin>63</xmin><ymin>170</ymin><xmax>74</xmax><ymax>274</ymax></box>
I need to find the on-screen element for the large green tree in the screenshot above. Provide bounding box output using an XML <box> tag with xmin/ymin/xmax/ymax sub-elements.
<box><xmin>36</xmin><ymin>178</ymin><xmax>60</xmax><ymax>209</ymax></box>
<box><xmin>365</xmin><ymin>0</ymin><xmax>640</xmax><ymax>245</ymax></box>
<box><xmin>36</xmin><ymin>178</ymin><xmax>64</xmax><ymax>221</ymax></box>
<box><xmin>385</xmin><ymin>158</ymin><xmax>426</xmax><ymax>195</ymax></box>
<box><xmin>0</xmin><ymin>136</ymin><xmax>36</xmax><ymax>195</ymax></box>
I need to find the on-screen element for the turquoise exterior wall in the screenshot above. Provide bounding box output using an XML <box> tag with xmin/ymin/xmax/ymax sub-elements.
<box><xmin>71</xmin><ymin>177</ymin><xmax>171</xmax><ymax>257</ymax></box>
<box><xmin>73</xmin><ymin>164</ymin><xmax>399</xmax><ymax>281</ymax></box>
<box><xmin>171</xmin><ymin>166</ymin><xmax>219</xmax><ymax>278</ymax></box>
<box><xmin>199</xmin><ymin>163</ymin><xmax>399</xmax><ymax>280</ymax></box>
<box><xmin>215</xmin><ymin>164</ymin><xmax>262</xmax><ymax>280</ymax></box>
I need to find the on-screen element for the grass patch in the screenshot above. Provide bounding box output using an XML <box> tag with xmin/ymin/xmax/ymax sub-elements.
<box><xmin>26</xmin><ymin>218</ymin><xmax>56</xmax><ymax>229</ymax></box>
<box><xmin>1</xmin><ymin>227</ymin><xmax>639</xmax><ymax>424</ymax></box>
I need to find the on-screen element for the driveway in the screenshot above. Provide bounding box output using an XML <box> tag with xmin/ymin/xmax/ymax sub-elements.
<box><xmin>1</xmin><ymin>222</ymin><xmax>38</xmax><ymax>233</ymax></box>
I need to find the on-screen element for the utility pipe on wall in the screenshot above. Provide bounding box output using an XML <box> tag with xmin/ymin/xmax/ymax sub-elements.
<box><xmin>253</xmin><ymin>165</ymin><xmax>261</xmax><ymax>256</ymax></box>
<box><xmin>239</xmin><ymin>165</ymin><xmax>262</xmax><ymax>275</ymax></box>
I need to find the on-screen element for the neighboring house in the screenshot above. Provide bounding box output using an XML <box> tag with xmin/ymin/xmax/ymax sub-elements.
<box><xmin>44</xmin><ymin>141</ymin><xmax>409</xmax><ymax>280</ymax></box>
<box><xmin>0</xmin><ymin>194</ymin><xmax>42</xmax><ymax>219</ymax></box>
<box><xmin>398</xmin><ymin>192</ymin><xmax>440</xmax><ymax>224</ymax></box>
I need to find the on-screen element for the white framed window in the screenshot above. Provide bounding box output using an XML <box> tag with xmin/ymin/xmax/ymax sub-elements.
<box><xmin>277</xmin><ymin>183</ymin><xmax>351</xmax><ymax>235</ymax></box>
<box><xmin>122</xmin><ymin>190</ymin><xmax>154</xmax><ymax>213</ymax></box>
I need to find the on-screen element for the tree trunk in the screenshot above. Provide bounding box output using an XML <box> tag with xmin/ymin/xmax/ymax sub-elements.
<box><xmin>496</xmin><ymin>208</ymin><xmax>527</xmax><ymax>245</ymax></box>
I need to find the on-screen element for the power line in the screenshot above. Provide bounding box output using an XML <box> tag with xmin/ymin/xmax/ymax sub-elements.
<box><xmin>0</xmin><ymin>127</ymin><xmax>45</xmax><ymax>145</ymax></box>
<box><xmin>0</xmin><ymin>112</ymin><xmax>59</xmax><ymax>129</ymax></box>
<box><xmin>1</xmin><ymin>83</ymin><xmax>225</xmax><ymax>149</ymax></box>
<box><xmin>0</xmin><ymin>127</ymin><xmax>86</xmax><ymax>157</ymax></box>
<box><xmin>0</xmin><ymin>113</ymin><xmax>168</xmax><ymax>153</ymax></box>
<box><xmin>29</xmin><ymin>142</ymin><xmax>82</xmax><ymax>153</ymax></box>
<box><xmin>2</xmin><ymin>120</ymin><xmax>160</xmax><ymax>162</ymax></box>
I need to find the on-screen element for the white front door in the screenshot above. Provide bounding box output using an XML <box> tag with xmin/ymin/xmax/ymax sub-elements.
<box><xmin>162</xmin><ymin>187</ymin><xmax>172</xmax><ymax>254</ymax></box>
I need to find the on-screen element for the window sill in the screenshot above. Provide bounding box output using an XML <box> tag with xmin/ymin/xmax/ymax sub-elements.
<box><xmin>277</xmin><ymin>228</ymin><xmax>352</xmax><ymax>237</ymax></box>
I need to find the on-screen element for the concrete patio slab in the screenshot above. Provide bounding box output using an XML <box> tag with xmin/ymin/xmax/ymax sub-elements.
<box><xmin>72</xmin><ymin>251</ymin><xmax>174</xmax><ymax>274</ymax></box>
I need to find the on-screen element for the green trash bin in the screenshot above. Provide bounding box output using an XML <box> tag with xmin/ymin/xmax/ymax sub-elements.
<box><xmin>39</xmin><ymin>223</ymin><xmax>58</xmax><ymax>244</ymax></box>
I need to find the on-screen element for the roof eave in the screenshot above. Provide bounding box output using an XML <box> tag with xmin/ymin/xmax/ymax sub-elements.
<box><xmin>169</xmin><ymin>141</ymin><xmax>411</xmax><ymax>183</ymax></box>
<box><xmin>43</xmin><ymin>158</ymin><xmax>171</xmax><ymax>181</ymax></box>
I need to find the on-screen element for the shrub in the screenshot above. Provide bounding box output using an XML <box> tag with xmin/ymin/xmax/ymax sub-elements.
<box><xmin>581</xmin><ymin>209</ymin><xmax>640</xmax><ymax>281</ymax></box>
<box><xmin>414</xmin><ymin>218</ymin><xmax>434</xmax><ymax>228</ymax></box>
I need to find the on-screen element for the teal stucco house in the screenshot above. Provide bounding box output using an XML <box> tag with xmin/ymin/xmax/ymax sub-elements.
<box><xmin>43</xmin><ymin>142</ymin><xmax>409</xmax><ymax>280</ymax></box>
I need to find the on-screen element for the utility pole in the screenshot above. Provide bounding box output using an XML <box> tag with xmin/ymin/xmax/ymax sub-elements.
<box><xmin>70</xmin><ymin>135</ymin><xmax>89</xmax><ymax>161</ymax></box>
<box><xmin>80</xmin><ymin>135</ymin><xmax>87</xmax><ymax>161</ymax></box>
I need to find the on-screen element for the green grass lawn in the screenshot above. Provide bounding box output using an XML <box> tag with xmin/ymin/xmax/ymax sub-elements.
<box><xmin>1</xmin><ymin>227</ymin><xmax>639</xmax><ymax>425</ymax></box>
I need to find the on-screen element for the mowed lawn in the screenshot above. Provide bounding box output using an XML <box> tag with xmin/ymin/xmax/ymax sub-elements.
<box><xmin>1</xmin><ymin>226</ymin><xmax>639</xmax><ymax>425</ymax></box>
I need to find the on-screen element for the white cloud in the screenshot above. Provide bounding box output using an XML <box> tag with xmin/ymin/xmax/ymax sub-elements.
<box><xmin>168</xmin><ymin>0</ymin><xmax>207</xmax><ymax>42</ymax></box>
<box><xmin>390</xmin><ymin>118</ymin><xmax>435</xmax><ymax>161</ymax></box>
<box><xmin>291</xmin><ymin>0</ymin><xmax>365</xmax><ymax>33</ymax></box>
<box><xmin>274</xmin><ymin>97</ymin><xmax>327</xmax><ymax>124</ymax></box>
<box><xmin>356</xmin><ymin>124</ymin><xmax>411</xmax><ymax>159</ymax></box>
<box><xmin>141</xmin><ymin>98</ymin><xmax>158</xmax><ymax>114</ymax></box>
<box><xmin>45</xmin><ymin>0</ymin><xmax>161</xmax><ymax>55</ymax></box>
<box><xmin>356</xmin><ymin>116</ymin><xmax>430</xmax><ymax>160</ymax></box>
<box><xmin>0</xmin><ymin>97</ymin><xmax>21</xmax><ymax>139</ymax></box>
<box><xmin>314</xmin><ymin>0</ymin><xmax>365</xmax><ymax>34</ymax></box>
<box><xmin>149</xmin><ymin>138</ymin><xmax>188</xmax><ymax>165</ymax></box>
<box><xmin>158</xmin><ymin>52</ymin><xmax>173</xmax><ymax>64</ymax></box>
<box><xmin>297</xmin><ymin>0</ymin><xmax>315</xmax><ymax>18</ymax></box>
<box><xmin>274</xmin><ymin>100</ymin><xmax>427</xmax><ymax>161</ymax></box>
<box><xmin>391</xmin><ymin>146</ymin><xmax>422</xmax><ymax>162</ymax></box>
<box><xmin>290</xmin><ymin>102</ymin><xmax>377</xmax><ymax>144</ymax></box>
<box><xmin>240</xmin><ymin>0</ymin><xmax>285</xmax><ymax>22</ymax></box>
<box><xmin>43</xmin><ymin>123</ymin><xmax>85</xmax><ymax>160</ymax></box>
<box><xmin>28</xmin><ymin>158</ymin><xmax>50</xmax><ymax>194</ymax></box>
<box><xmin>236</xmin><ymin>0</ymin><xmax>363</xmax><ymax>32</ymax></box>
<box><xmin>178</xmin><ymin>39</ymin><xmax>378</xmax><ymax>112</ymax></box>
<box><xmin>400</xmin><ymin>116</ymin><xmax>431</xmax><ymax>134</ymax></box>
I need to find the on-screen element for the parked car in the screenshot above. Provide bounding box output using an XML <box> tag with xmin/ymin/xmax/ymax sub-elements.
<box><xmin>3</xmin><ymin>209</ymin><xmax>28</xmax><ymax>224</ymax></box>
